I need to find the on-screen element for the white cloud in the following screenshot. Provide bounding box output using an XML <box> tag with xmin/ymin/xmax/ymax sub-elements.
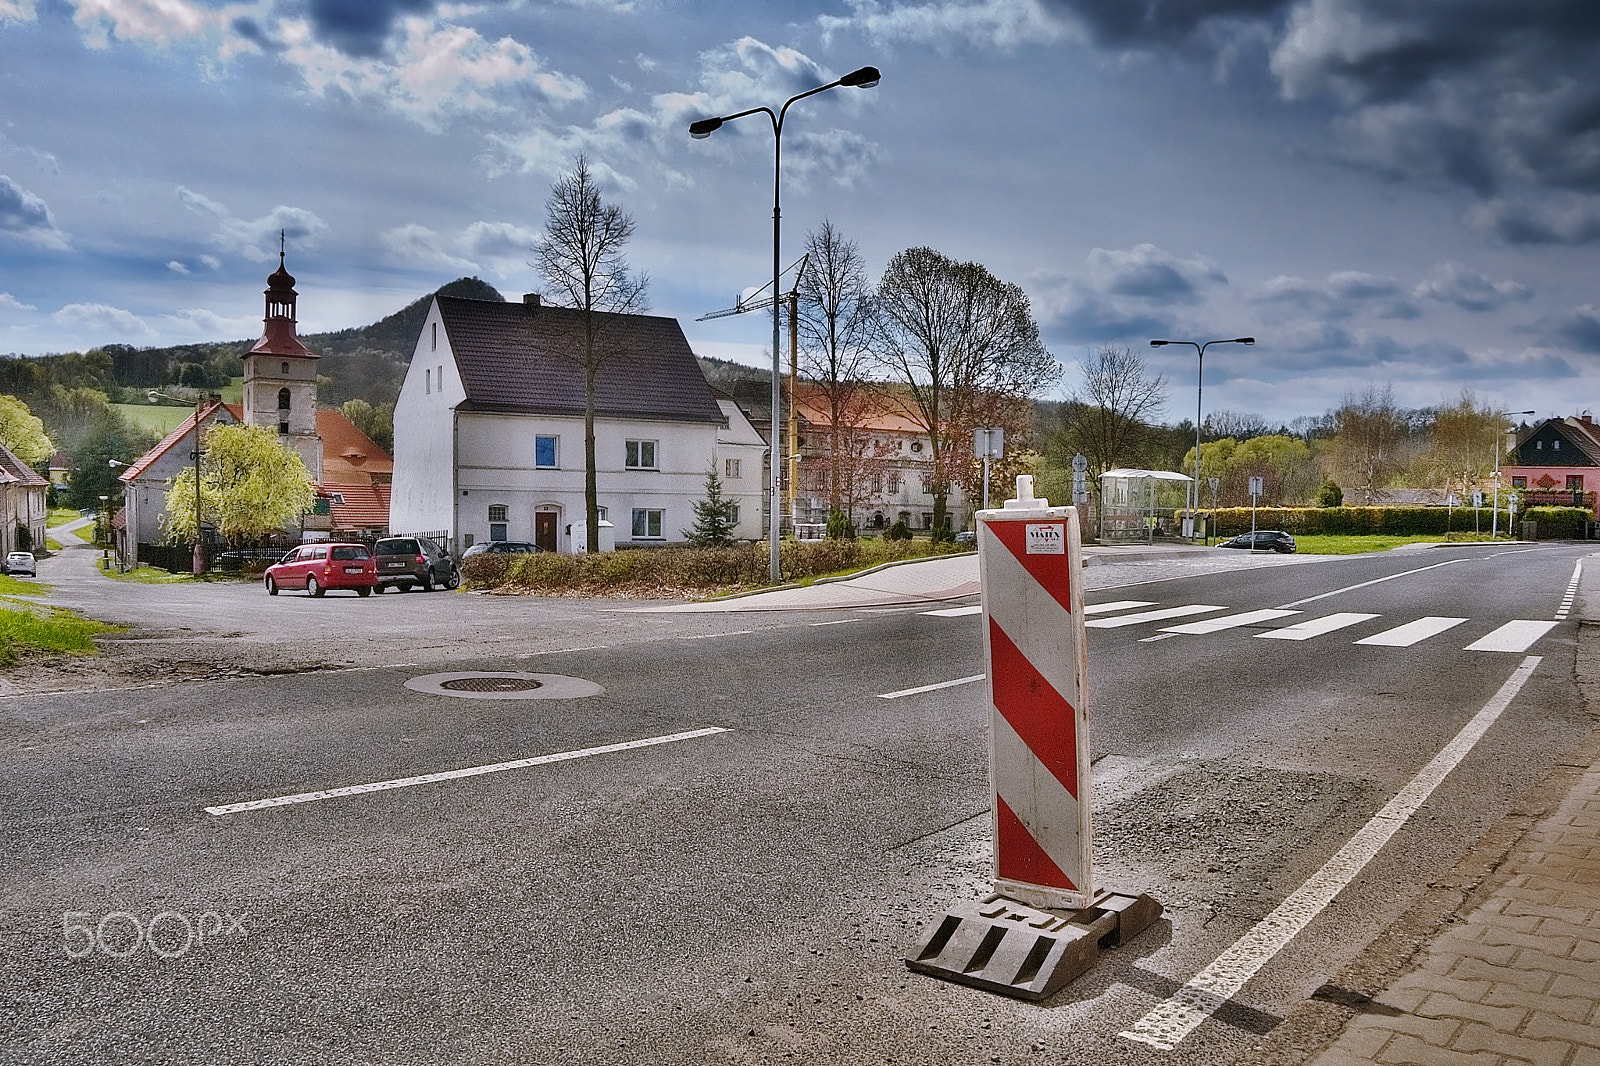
<box><xmin>166</xmin><ymin>260</ymin><xmax>189</xmax><ymax>274</ymax></box>
<box><xmin>381</xmin><ymin>224</ymin><xmax>478</xmax><ymax>271</ymax></box>
<box><xmin>161</xmin><ymin>307</ymin><xmax>258</xmax><ymax>337</ymax></box>
<box><xmin>820</xmin><ymin>0</ymin><xmax>1065</xmax><ymax>51</ymax></box>
<box><xmin>1255</xmin><ymin>269</ymin><xmax>1418</xmax><ymax>321</ymax></box>
<box><xmin>53</xmin><ymin>302</ymin><xmax>156</xmax><ymax>339</ymax></box>
<box><xmin>0</xmin><ymin>292</ymin><xmax>36</xmax><ymax>311</ymax></box>
<box><xmin>0</xmin><ymin>0</ymin><xmax>37</xmax><ymax>22</ymax></box>
<box><xmin>70</xmin><ymin>0</ymin><xmax>216</xmax><ymax>49</ymax></box>
<box><xmin>177</xmin><ymin>186</ymin><xmax>328</xmax><ymax>262</ymax></box>
<box><xmin>1413</xmin><ymin>261</ymin><xmax>1531</xmax><ymax>312</ymax></box>
<box><xmin>279</xmin><ymin>14</ymin><xmax>586</xmax><ymax>131</ymax></box>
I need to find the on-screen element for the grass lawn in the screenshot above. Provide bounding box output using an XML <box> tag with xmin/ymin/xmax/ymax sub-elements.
<box><xmin>1290</xmin><ymin>533</ymin><xmax>1503</xmax><ymax>554</ymax></box>
<box><xmin>0</xmin><ymin>600</ymin><xmax>117</xmax><ymax>664</ymax></box>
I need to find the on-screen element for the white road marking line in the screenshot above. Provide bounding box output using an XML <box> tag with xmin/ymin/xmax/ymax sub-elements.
<box><xmin>921</xmin><ymin>605</ymin><xmax>982</xmax><ymax>617</ymax></box>
<box><xmin>1256</xmin><ymin>613</ymin><xmax>1379</xmax><ymax>641</ymax></box>
<box><xmin>1556</xmin><ymin>560</ymin><xmax>1581</xmax><ymax>620</ymax></box>
<box><xmin>1120</xmin><ymin>655</ymin><xmax>1542</xmax><ymax>1051</ymax></box>
<box><xmin>1275</xmin><ymin>559</ymin><xmax>1465</xmax><ymax>610</ymax></box>
<box><xmin>1085</xmin><ymin>605</ymin><xmax>1228</xmax><ymax>629</ymax></box>
<box><xmin>1160</xmin><ymin>609</ymin><xmax>1301</xmax><ymax>635</ymax></box>
<box><xmin>810</xmin><ymin>618</ymin><xmax>863</xmax><ymax>626</ymax></box>
<box><xmin>1464</xmin><ymin>620</ymin><xmax>1560</xmax><ymax>653</ymax></box>
<box><xmin>877</xmin><ymin>675</ymin><xmax>985</xmax><ymax>700</ymax></box>
<box><xmin>205</xmin><ymin>728</ymin><xmax>730</xmax><ymax>816</ymax></box>
<box><xmin>1354</xmin><ymin>616</ymin><xmax>1468</xmax><ymax>647</ymax></box>
<box><xmin>1082</xmin><ymin>600</ymin><xmax>1158</xmax><ymax>615</ymax></box>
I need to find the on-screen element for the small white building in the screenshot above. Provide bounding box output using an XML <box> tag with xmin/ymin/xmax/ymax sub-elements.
<box><xmin>389</xmin><ymin>294</ymin><xmax>734</xmax><ymax>554</ymax></box>
<box><xmin>713</xmin><ymin>390</ymin><xmax>768</xmax><ymax>543</ymax></box>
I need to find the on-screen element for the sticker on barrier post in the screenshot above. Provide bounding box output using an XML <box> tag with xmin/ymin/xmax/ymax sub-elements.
<box><xmin>905</xmin><ymin>475</ymin><xmax>1161</xmax><ymax>1001</ymax></box>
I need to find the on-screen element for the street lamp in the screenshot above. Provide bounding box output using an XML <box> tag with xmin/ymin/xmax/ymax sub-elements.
<box><xmin>1494</xmin><ymin>409</ymin><xmax>1537</xmax><ymax>539</ymax></box>
<box><xmin>690</xmin><ymin>64</ymin><xmax>880</xmax><ymax>582</ymax></box>
<box><xmin>150</xmin><ymin>390</ymin><xmax>208</xmax><ymax>576</ymax></box>
<box><xmin>1150</xmin><ymin>337</ymin><xmax>1255</xmax><ymax>540</ymax></box>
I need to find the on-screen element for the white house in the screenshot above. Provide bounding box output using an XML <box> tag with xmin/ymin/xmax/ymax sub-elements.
<box><xmin>389</xmin><ymin>294</ymin><xmax>732</xmax><ymax>554</ymax></box>
<box><xmin>713</xmin><ymin>390</ymin><xmax>768</xmax><ymax>543</ymax></box>
<box><xmin>0</xmin><ymin>441</ymin><xmax>48</xmax><ymax>555</ymax></box>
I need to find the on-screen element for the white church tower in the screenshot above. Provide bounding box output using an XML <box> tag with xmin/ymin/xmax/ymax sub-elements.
<box><xmin>241</xmin><ymin>234</ymin><xmax>323</xmax><ymax>480</ymax></box>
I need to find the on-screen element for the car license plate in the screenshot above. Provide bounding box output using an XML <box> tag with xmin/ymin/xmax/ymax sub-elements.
<box><xmin>385</xmin><ymin>561</ymin><xmax>404</xmax><ymax>569</ymax></box>
<box><xmin>344</xmin><ymin>567</ymin><xmax>362</xmax><ymax>574</ymax></box>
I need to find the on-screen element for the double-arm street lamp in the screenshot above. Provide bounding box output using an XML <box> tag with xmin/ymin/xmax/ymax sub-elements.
<box><xmin>1150</xmin><ymin>337</ymin><xmax>1255</xmax><ymax>535</ymax></box>
<box><xmin>690</xmin><ymin>64</ymin><xmax>880</xmax><ymax>583</ymax></box>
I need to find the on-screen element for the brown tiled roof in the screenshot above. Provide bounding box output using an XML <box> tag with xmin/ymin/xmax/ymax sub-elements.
<box><xmin>325</xmin><ymin>482</ymin><xmax>390</xmax><ymax>532</ymax></box>
<box><xmin>316</xmin><ymin>408</ymin><xmax>393</xmax><ymax>484</ymax></box>
<box><xmin>119</xmin><ymin>400</ymin><xmax>236</xmax><ymax>482</ymax></box>
<box><xmin>0</xmin><ymin>442</ymin><xmax>48</xmax><ymax>487</ymax></box>
<box><xmin>438</xmin><ymin>297</ymin><xmax>723</xmax><ymax>424</ymax></box>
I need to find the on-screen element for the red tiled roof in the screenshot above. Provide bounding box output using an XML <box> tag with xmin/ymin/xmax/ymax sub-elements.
<box><xmin>119</xmin><ymin>400</ymin><xmax>236</xmax><ymax>482</ymax></box>
<box><xmin>325</xmin><ymin>482</ymin><xmax>390</xmax><ymax>531</ymax></box>
<box><xmin>317</xmin><ymin>409</ymin><xmax>392</xmax><ymax>484</ymax></box>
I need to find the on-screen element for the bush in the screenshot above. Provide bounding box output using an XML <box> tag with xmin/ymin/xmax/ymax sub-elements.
<box><xmin>825</xmin><ymin>509</ymin><xmax>856</xmax><ymax>540</ymax></box>
<box><xmin>1523</xmin><ymin>506</ymin><xmax>1590</xmax><ymax>539</ymax></box>
<box><xmin>885</xmin><ymin>520</ymin><xmax>913</xmax><ymax>541</ymax></box>
<box><xmin>1207</xmin><ymin>505</ymin><xmax>1516</xmax><ymax>537</ymax></box>
<box><xmin>1317</xmin><ymin>480</ymin><xmax>1343</xmax><ymax>507</ymax></box>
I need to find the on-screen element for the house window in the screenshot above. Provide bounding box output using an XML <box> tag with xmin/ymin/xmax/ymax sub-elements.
<box><xmin>889</xmin><ymin>471</ymin><xmax>901</xmax><ymax>493</ymax></box>
<box><xmin>725</xmin><ymin>458</ymin><xmax>740</xmax><ymax>479</ymax></box>
<box><xmin>1554</xmin><ymin>439</ymin><xmax>1562</xmax><ymax>451</ymax></box>
<box><xmin>425</xmin><ymin>368</ymin><xmax>431</xmax><ymax>395</ymax></box>
<box><xmin>1568</xmin><ymin>475</ymin><xmax>1584</xmax><ymax>491</ymax></box>
<box><xmin>728</xmin><ymin>504</ymin><xmax>740</xmax><ymax>525</ymax></box>
<box><xmin>281</xmin><ymin>362</ymin><xmax>289</xmax><ymax>375</ymax></box>
<box><xmin>488</xmin><ymin>504</ymin><xmax>508</xmax><ymax>542</ymax></box>
<box><xmin>626</xmin><ymin>440</ymin><xmax>658</xmax><ymax>469</ymax></box>
<box><xmin>535</xmin><ymin>435</ymin><xmax>558</xmax><ymax>468</ymax></box>
<box><xmin>921</xmin><ymin>512</ymin><xmax>933</xmax><ymax>529</ymax></box>
<box><xmin>1512</xmin><ymin>476</ymin><xmax>1527</xmax><ymax>488</ymax></box>
<box><xmin>431</xmin><ymin>322</ymin><xmax>437</xmax><ymax>351</ymax></box>
<box><xmin>631</xmin><ymin>508</ymin><xmax>664</xmax><ymax>539</ymax></box>
<box><xmin>278</xmin><ymin>387</ymin><xmax>291</xmax><ymax>410</ymax></box>
<box><xmin>921</xmin><ymin>474</ymin><xmax>935</xmax><ymax>494</ymax></box>
<box><xmin>870</xmin><ymin>472</ymin><xmax>883</xmax><ymax>494</ymax></box>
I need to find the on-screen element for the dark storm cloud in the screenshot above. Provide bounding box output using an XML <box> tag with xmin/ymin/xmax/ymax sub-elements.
<box><xmin>1548</xmin><ymin>306</ymin><xmax>1600</xmax><ymax>354</ymax></box>
<box><xmin>1047</xmin><ymin>0</ymin><xmax>1600</xmax><ymax>200</ymax></box>
<box><xmin>295</xmin><ymin>0</ymin><xmax>442</xmax><ymax>56</ymax></box>
<box><xmin>1468</xmin><ymin>198</ymin><xmax>1600</xmax><ymax>246</ymax></box>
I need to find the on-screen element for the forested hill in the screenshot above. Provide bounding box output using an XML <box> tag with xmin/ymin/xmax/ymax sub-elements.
<box><xmin>29</xmin><ymin>276</ymin><xmax>505</xmax><ymax>410</ymax></box>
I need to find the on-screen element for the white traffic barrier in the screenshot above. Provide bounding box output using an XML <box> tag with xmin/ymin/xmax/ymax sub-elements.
<box><xmin>977</xmin><ymin>475</ymin><xmax>1092</xmax><ymax>909</ymax></box>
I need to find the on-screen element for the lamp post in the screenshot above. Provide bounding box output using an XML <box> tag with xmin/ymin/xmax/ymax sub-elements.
<box><xmin>1150</xmin><ymin>337</ymin><xmax>1255</xmax><ymax>541</ymax></box>
<box><xmin>107</xmin><ymin>458</ymin><xmax>129</xmax><ymax>570</ymax></box>
<box><xmin>150</xmin><ymin>390</ymin><xmax>207</xmax><ymax>576</ymax></box>
<box><xmin>690</xmin><ymin>64</ymin><xmax>880</xmax><ymax>582</ymax></box>
<box><xmin>1494</xmin><ymin>409</ymin><xmax>1536</xmax><ymax>539</ymax></box>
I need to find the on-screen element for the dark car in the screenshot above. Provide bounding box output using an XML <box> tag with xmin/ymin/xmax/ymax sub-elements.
<box><xmin>1219</xmin><ymin>530</ymin><xmax>1297</xmax><ymax>554</ymax></box>
<box><xmin>372</xmin><ymin>536</ymin><xmax>460</xmax><ymax>592</ymax></box>
<box><xmin>264</xmin><ymin>543</ymin><xmax>378</xmax><ymax>596</ymax></box>
<box><xmin>461</xmin><ymin>540</ymin><xmax>542</xmax><ymax>559</ymax></box>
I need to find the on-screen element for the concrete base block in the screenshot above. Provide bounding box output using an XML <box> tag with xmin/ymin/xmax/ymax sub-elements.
<box><xmin>905</xmin><ymin>890</ymin><xmax>1162</xmax><ymax>1002</ymax></box>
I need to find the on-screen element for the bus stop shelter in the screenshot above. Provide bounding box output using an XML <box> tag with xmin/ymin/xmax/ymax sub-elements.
<box><xmin>1099</xmin><ymin>468</ymin><xmax>1193</xmax><ymax>544</ymax></box>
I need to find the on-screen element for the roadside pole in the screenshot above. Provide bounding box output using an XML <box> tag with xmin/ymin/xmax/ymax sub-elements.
<box><xmin>905</xmin><ymin>476</ymin><xmax>1160</xmax><ymax>1001</ymax></box>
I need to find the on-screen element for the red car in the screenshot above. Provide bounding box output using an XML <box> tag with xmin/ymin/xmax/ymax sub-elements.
<box><xmin>264</xmin><ymin>543</ymin><xmax>378</xmax><ymax>597</ymax></box>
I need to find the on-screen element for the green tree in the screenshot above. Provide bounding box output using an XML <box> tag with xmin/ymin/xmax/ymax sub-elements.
<box><xmin>0</xmin><ymin>394</ymin><xmax>53</xmax><ymax>468</ymax></box>
<box><xmin>685</xmin><ymin>466</ymin><xmax>738</xmax><ymax>547</ymax></box>
<box><xmin>65</xmin><ymin>411</ymin><xmax>156</xmax><ymax>511</ymax></box>
<box><xmin>164</xmin><ymin>423</ymin><xmax>316</xmax><ymax>545</ymax></box>
<box><xmin>340</xmin><ymin>398</ymin><xmax>395</xmax><ymax>454</ymax></box>
<box><xmin>533</xmin><ymin>154</ymin><xmax>650</xmax><ymax>554</ymax></box>
<box><xmin>1318</xmin><ymin>480</ymin><xmax>1343</xmax><ymax>507</ymax></box>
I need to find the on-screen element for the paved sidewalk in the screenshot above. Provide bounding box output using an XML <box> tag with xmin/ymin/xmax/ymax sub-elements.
<box><xmin>1239</xmin><ymin>557</ymin><xmax>1600</xmax><ymax>1066</ymax></box>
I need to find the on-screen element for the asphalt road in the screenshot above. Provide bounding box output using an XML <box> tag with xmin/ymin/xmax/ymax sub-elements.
<box><xmin>1</xmin><ymin>539</ymin><xmax>1594</xmax><ymax>1065</ymax></box>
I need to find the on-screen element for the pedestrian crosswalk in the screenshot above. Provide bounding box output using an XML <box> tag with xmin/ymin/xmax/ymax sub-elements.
<box><xmin>921</xmin><ymin>600</ymin><xmax>1562</xmax><ymax>653</ymax></box>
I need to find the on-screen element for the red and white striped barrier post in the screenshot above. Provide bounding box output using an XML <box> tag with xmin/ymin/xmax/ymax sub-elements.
<box><xmin>905</xmin><ymin>476</ymin><xmax>1159</xmax><ymax>1001</ymax></box>
<box><xmin>978</xmin><ymin>474</ymin><xmax>1092</xmax><ymax>909</ymax></box>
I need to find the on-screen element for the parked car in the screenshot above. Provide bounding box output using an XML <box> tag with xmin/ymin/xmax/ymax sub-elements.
<box><xmin>4</xmin><ymin>551</ymin><xmax>35</xmax><ymax>576</ymax></box>
<box><xmin>372</xmin><ymin>536</ymin><xmax>460</xmax><ymax>592</ymax></box>
<box><xmin>461</xmin><ymin>540</ymin><xmax>542</xmax><ymax>559</ymax></box>
<box><xmin>1219</xmin><ymin>530</ymin><xmax>1297</xmax><ymax>554</ymax></box>
<box><xmin>954</xmin><ymin>530</ymin><xmax>976</xmax><ymax>544</ymax></box>
<box><xmin>264</xmin><ymin>543</ymin><xmax>377</xmax><ymax>597</ymax></box>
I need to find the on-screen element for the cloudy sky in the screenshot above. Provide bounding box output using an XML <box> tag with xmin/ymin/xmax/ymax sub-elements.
<box><xmin>3</xmin><ymin>0</ymin><xmax>1599</xmax><ymax>428</ymax></box>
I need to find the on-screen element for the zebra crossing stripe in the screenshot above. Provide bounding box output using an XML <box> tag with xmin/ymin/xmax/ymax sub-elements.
<box><xmin>1354</xmin><ymin>616</ymin><xmax>1468</xmax><ymax>647</ymax></box>
<box><xmin>1085</xmin><ymin>604</ymin><xmax>1228</xmax><ymax>629</ymax></box>
<box><xmin>1160</xmin><ymin>609</ymin><xmax>1301</xmax><ymax>635</ymax></box>
<box><xmin>1465</xmin><ymin>620</ymin><xmax>1560</xmax><ymax>653</ymax></box>
<box><xmin>1082</xmin><ymin>600</ymin><xmax>1158</xmax><ymax>615</ymax></box>
<box><xmin>1256</xmin><ymin>613</ymin><xmax>1379</xmax><ymax>640</ymax></box>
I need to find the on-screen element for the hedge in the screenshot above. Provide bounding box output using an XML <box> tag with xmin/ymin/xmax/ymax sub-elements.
<box><xmin>1193</xmin><ymin>505</ymin><xmax>1591</xmax><ymax>538</ymax></box>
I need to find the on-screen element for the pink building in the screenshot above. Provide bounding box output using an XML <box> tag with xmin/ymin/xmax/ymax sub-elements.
<box><xmin>1502</xmin><ymin>414</ymin><xmax>1600</xmax><ymax>517</ymax></box>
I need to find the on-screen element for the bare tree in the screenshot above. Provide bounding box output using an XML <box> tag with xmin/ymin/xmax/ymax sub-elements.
<box><xmin>874</xmin><ymin>247</ymin><xmax>1059</xmax><ymax>532</ymax></box>
<box><xmin>797</xmin><ymin>219</ymin><xmax>876</xmax><ymax>514</ymax></box>
<box><xmin>1332</xmin><ymin>384</ymin><xmax>1412</xmax><ymax>503</ymax></box>
<box><xmin>532</xmin><ymin>155</ymin><xmax>650</xmax><ymax>552</ymax></box>
<box><xmin>1054</xmin><ymin>345</ymin><xmax>1168</xmax><ymax>505</ymax></box>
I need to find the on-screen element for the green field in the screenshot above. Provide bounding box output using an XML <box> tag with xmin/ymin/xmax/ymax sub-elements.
<box><xmin>112</xmin><ymin>378</ymin><xmax>243</xmax><ymax>436</ymax></box>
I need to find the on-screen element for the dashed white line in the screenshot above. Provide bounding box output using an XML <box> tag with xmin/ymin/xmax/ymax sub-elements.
<box><xmin>1120</xmin><ymin>655</ymin><xmax>1542</xmax><ymax>1050</ymax></box>
<box><xmin>205</xmin><ymin>728</ymin><xmax>730</xmax><ymax>815</ymax></box>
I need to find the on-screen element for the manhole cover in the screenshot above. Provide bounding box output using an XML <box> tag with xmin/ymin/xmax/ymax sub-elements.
<box><xmin>404</xmin><ymin>672</ymin><xmax>604</xmax><ymax>701</ymax></box>
<box><xmin>440</xmin><ymin>676</ymin><xmax>544</xmax><ymax>693</ymax></box>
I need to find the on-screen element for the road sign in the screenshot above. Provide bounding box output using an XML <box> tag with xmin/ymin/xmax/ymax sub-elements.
<box><xmin>975</xmin><ymin>476</ymin><xmax>1090</xmax><ymax>909</ymax></box>
<box><xmin>974</xmin><ymin>427</ymin><xmax>1004</xmax><ymax>459</ymax></box>
<box><xmin>1071</xmin><ymin>452</ymin><xmax>1088</xmax><ymax>473</ymax></box>
<box><xmin>1249</xmin><ymin>476</ymin><xmax>1264</xmax><ymax>497</ymax></box>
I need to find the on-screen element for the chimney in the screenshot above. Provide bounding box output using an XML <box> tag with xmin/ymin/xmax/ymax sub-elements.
<box><xmin>523</xmin><ymin>293</ymin><xmax>541</xmax><ymax>312</ymax></box>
